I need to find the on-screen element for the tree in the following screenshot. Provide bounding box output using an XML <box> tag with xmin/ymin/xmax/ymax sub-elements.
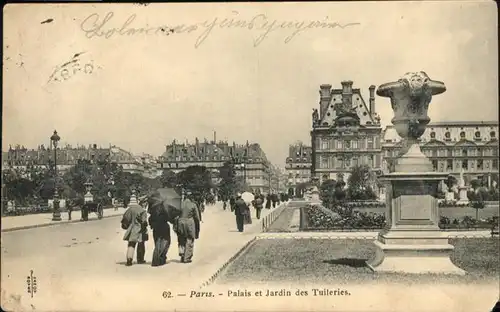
<box><xmin>177</xmin><ymin>166</ymin><xmax>214</xmax><ymax>208</ymax></box>
<box><xmin>347</xmin><ymin>165</ymin><xmax>378</xmax><ymax>201</ymax></box>
<box><xmin>445</xmin><ymin>175</ymin><xmax>458</xmax><ymax>192</ymax></box>
<box><xmin>218</xmin><ymin>161</ymin><xmax>237</xmax><ymax>201</ymax></box>
<box><xmin>319</xmin><ymin>178</ymin><xmax>349</xmax><ymax>217</ymax></box>
<box><xmin>160</xmin><ymin>169</ymin><xmax>178</xmax><ymax>188</ymax></box>
<box><xmin>467</xmin><ymin>180</ymin><xmax>488</xmax><ymax>220</ymax></box>
<box><xmin>296</xmin><ymin>182</ymin><xmax>311</xmax><ymax>198</ymax></box>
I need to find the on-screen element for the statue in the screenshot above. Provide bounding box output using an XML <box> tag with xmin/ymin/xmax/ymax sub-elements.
<box><xmin>312</xmin><ymin>109</ymin><xmax>319</xmax><ymax>125</ymax></box>
<box><xmin>458</xmin><ymin>169</ymin><xmax>465</xmax><ymax>188</ymax></box>
<box><xmin>366</xmin><ymin>71</ymin><xmax>464</xmax><ymax>275</ymax></box>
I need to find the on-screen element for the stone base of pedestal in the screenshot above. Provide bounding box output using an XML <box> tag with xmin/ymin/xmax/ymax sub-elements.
<box><xmin>366</xmin><ymin>234</ymin><xmax>465</xmax><ymax>275</ymax></box>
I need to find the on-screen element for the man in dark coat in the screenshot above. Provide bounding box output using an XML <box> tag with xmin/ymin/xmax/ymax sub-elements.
<box><xmin>234</xmin><ymin>193</ymin><xmax>247</xmax><ymax>232</ymax></box>
<box><xmin>271</xmin><ymin>193</ymin><xmax>278</xmax><ymax>208</ymax></box>
<box><xmin>148</xmin><ymin>203</ymin><xmax>171</xmax><ymax>267</ymax></box>
<box><xmin>175</xmin><ymin>197</ymin><xmax>201</xmax><ymax>263</ymax></box>
<box><xmin>265</xmin><ymin>194</ymin><xmax>272</xmax><ymax>209</ymax></box>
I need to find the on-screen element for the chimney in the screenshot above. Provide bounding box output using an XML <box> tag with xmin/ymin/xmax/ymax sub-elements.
<box><xmin>213</xmin><ymin>131</ymin><xmax>216</xmax><ymax>144</ymax></box>
<box><xmin>341</xmin><ymin>80</ymin><xmax>353</xmax><ymax>109</ymax></box>
<box><xmin>369</xmin><ymin>85</ymin><xmax>376</xmax><ymax>114</ymax></box>
<box><xmin>319</xmin><ymin>84</ymin><xmax>332</xmax><ymax>118</ymax></box>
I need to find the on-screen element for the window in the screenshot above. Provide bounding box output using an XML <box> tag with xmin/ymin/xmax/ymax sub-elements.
<box><xmin>462</xmin><ymin>160</ymin><xmax>468</xmax><ymax>170</ymax></box>
<box><xmin>444</xmin><ymin>132</ymin><xmax>451</xmax><ymax>140</ymax></box>
<box><xmin>460</xmin><ymin>131</ymin><xmax>466</xmax><ymax>139</ymax></box>
<box><xmin>432</xmin><ymin>160</ymin><xmax>438</xmax><ymax>171</ymax></box>
<box><xmin>337</xmin><ymin>141</ymin><xmax>343</xmax><ymax>149</ymax></box>
<box><xmin>337</xmin><ymin>157</ymin><xmax>343</xmax><ymax>169</ymax></box>
<box><xmin>352</xmin><ymin>140</ymin><xmax>358</xmax><ymax>149</ymax></box>
<box><xmin>446</xmin><ymin>159</ymin><xmax>453</xmax><ymax>170</ymax></box>
<box><xmin>321</xmin><ymin>139</ymin><xmax>328</xmax><ymax>150</ymax></box>
<box><xmin>493</xmin><ymin>159</ymin><xmax>498</xmax><ymax>169</ymax></box>
<box><xmin>447</xmin><ymin>149</ymin><xmax>452</xmax><ymax>157</ymax></box>
<box><xmin>345</xmin><ymin>140</ymin><xmax>351</xmax><ymax>149</ymax></box>
<box><xmin>367</xmin><ymin>137</ymin><xmax>374</xmax><ymax>149</ymax></box>
<box><xmin>321</xmin><ymin>156</ymin><xmax>328</xmax><ymax>169</ymax></box>
<box><xmin>477</xmin><ymin>159</ymin><xmax>483</xmax><ymax>170</ymax></box>
<box><xmin>345</xmin><ymin>158</ymin><xmax>351</xmax><ymax>168</ymax></box>
<box><xmin>490</xmin><ymin>131</ymin><xmax>496</xmax><ymax>139</ymax></box>
<box><xmin>432</xmin><ymin>149</ymin><xmax>437</xmax><ymax>157</ymax></box>
<box><xmin>475</xmin><ymin>131</ymin><xmax>481</xmax><ymax>139</ymax></box>
<box><xmin>352</xmin><ymin>158</ymin><xmax>358</xmax><ymax>166</ymax></box>
<box><xmin>369</xmin><ymin>155</ymin><xmax>374</xmax><ymax>167</ymax></box>
<box><xmin>462</xmin><ymin>149</ymin><xmax>467</xmax><ymax>157</ymax></box>
<box><xmin>430</xmin><ymin>131</ymin><xmax>436</xmax><ymax>139</ymax></box>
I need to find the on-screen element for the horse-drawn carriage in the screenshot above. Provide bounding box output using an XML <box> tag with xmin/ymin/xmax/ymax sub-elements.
<box><xmin>81</xmin><ymin>201</ymin><xmax>104</xmax><ymax>221</ymax></box>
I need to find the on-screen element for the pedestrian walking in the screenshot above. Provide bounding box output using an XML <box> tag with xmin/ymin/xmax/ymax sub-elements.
<box><xmin>271</xmin><ymin>193</ymin><xmax>278</xmax><ymax>208</ymax></box>
<box><xmin>176</xmin><ymin>197</ymin><xmax>201</xmax><ymax>263</ymax></box>
<box><xmin>234</xmin><ymin>193</ymin><xmax>247</xmax><ymax>232</ymax></box>
<box><xmin>230</xmin><ymin>196</ymin><xmax>236</xmax><ymax>212</ymax></box>
<box><xmin>148</xmin><ymin>202</ymin><xmax>171</xmax><ymax>267</ymax></box>
<box><xmin>265</xmin><ymin>193</ymin><xmax>272</xmax><ymax>209</ymax></box>
<box><xmin>252</xmin><ymin>191</ymin><xmax>264</xmax><ymax>219</ymax></box>
<box><xmin>121</xmin><ymin>203</ymin><xmax>149</xmax><ymax>266</ymax></box>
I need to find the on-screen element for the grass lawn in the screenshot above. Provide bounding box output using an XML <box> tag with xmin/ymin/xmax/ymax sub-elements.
<box><xmin>217</xmin><ymin>238</ymin><xmax>499</xmax><ymax>285</ymax></box>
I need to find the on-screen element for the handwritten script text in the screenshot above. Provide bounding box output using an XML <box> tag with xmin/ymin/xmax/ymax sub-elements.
<box><xmin>80</xmin><ymin>11</ymin><xmax>360</xmax><ymax>48</ymax></box>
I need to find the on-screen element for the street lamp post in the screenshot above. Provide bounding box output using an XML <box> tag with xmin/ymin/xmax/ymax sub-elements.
<box><xmin>51</xmin><ymin>130</ymin><xmax>61</xmax><ymax>221</ymax></box>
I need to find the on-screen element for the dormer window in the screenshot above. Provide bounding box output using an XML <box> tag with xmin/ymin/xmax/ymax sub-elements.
<box><xmin>430</xmin><ymin>131</ymin><xmax>436</xmax><ymax>139</ymax></box>
<box><xmin>444</xmin><ymin>132</ymin><xmax>451</xmax><ymax>141</ymax></box>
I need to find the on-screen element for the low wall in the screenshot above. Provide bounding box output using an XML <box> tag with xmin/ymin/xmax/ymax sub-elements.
<box><xmin>261</xmin><ymin>203</ymin><xmax>287</xmax><ymax>232</ymax></box>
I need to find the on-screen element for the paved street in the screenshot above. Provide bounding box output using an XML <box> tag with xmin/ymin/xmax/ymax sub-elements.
<box><xmin>2</xmin><ymin>207</ymin><xmax>127</xmax><ymax>232</ymax></box>
<box><xmin>1</xmin><ymin>202</ymin><xmax>279</xmax><ymax>311</ymax></box>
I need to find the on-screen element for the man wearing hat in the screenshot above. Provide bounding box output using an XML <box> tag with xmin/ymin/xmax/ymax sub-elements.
<box><xmin>234</xmin><ymin>193</ymin><xmax>247</xmax><ymax>232</ymax></box>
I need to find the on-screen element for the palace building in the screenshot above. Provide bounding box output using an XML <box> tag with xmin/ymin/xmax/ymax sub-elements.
<box><xmin>382</xmin><ymin>121</ymin><xmax>499</xmax><ymax>187</ymax></box>
<box><xmin>2</xmin><ymin>144</ymin><xmax>144</xmax><ymax>174</ymax></box>
<box><xmin>285</xmin><ymin>142</ymin><xmax>312</xmax><ymax>195</ymax></box>
<box><xmin>310</xmin><ymin>81</ymin><xmax>384</xmax><ymax>184</ymax></box>
<box><xmin>159</xmin><ymin>137</ymin><xmax>274</xmax><ymax>193</ymax></box>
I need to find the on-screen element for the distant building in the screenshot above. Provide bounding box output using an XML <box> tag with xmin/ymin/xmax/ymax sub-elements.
<box><xmin>382</xmin><ymin>121</ymin><xmax>499</xmax><ymax>187</ymax></box>
<box><xmin>285</xmin><ymin>142</ymin><xmax>312</xmax><ymax>195</ymax></box>
<box><xmin>310</xmin><ymin>81</ymin><xmax>383</xmax><ymax>184</ymax></box>
<box><xmin>2</xmin><ymin>144</ymin><xmax>144</xmax><ymax>175</ymax></box>
<box><xmin>159</xmin><ymin>137</ymin><xmax>274</xmax><ymax>193</ymax></box>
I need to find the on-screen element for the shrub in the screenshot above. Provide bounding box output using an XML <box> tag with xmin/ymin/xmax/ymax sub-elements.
<box><xmin>305</xmin><ymin>205</ymin><xmax>495</xmax><ymax>230</ymax></box>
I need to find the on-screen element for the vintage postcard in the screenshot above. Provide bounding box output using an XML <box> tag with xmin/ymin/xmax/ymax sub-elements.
<box><xmin>2</xmin><ymin>2</ymin><xmax>499</xmax><ymax>312</ymax></box>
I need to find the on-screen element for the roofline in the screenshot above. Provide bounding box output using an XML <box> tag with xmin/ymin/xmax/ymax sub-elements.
<box><xmin>384</xmin><ymin>121</ymin><xmax>498</xmax><ymax>129</ymax></box>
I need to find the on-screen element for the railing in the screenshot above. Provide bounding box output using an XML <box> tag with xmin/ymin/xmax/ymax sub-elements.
<box><xmin>262</xmin><ymin>203</ymin><xmax>287</xmax><ymax>232</ymax></box>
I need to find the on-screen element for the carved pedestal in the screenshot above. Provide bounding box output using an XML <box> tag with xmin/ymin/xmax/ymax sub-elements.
<box><xmin>129</xmin><ymin>194</ymin><xmax>139</xmax><ymax>206</ymax></box>
<box><xmin>84</xmin><ymin>192</ymin><xmax>93</xmax><ymax>203</ymax></box>
<box><xmin>457</xmin><ymin>187</ymin><xmax>469</xmax><ymax>204</ymax></box>
<box><xmin>366</xmin><ymin>171</ymin><xmax>465</xmax><ymax>275</ymax></box>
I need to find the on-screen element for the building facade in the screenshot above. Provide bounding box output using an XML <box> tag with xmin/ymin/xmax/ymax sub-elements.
<box><xmin>2</xmin><ymin>144</ymin><xmax>144</xmax><ymax>174</ymax></box>
<box><xmin>159</xmin><ymin>138</ymin><xmax>274</xmax><ymax>193</ymax></box>
<box><xmin>285</xmin><ymin>142</ymin><xmax>312</xmax><ymax>195</ymax></box>
<box><xmin>382</xmin><ymin>121</ymin><xmax>499</xmax><ymax>187</ymax></box>
<box><xmin>311</xmin><ymin>81</ymin><xmax>383</xmax><ymax>184</ymax></box>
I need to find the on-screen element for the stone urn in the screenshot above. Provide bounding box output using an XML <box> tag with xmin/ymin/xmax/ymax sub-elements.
<box><xmin>366</xmin><ymin>72</ymin><xmax>465</xmax><ymax>275</ymax></box>
<box><xmin>377</xmin><ymin>72</ymin><xmax>446</xmax><ymax>172</ymax></box>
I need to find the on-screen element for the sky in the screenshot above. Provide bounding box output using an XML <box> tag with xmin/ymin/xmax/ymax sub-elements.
<box><xmin>3</xmin><ymin>2</ymin><xmax>498</xmax><ymax>167</ymax></box>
